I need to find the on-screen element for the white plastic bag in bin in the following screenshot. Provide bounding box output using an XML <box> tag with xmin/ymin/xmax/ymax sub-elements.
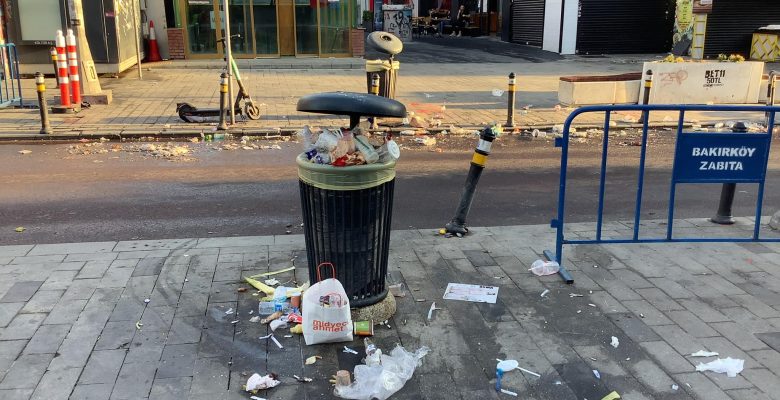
<box><xmin>302</xmin><ymin>262</ymin><xmax>354</xmax><ymax>345</ymax></box>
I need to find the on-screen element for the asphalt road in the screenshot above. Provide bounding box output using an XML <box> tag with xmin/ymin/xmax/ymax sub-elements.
<box><xmin>1</xmin><ymin>132</ymin><xmax>778</xmax><ymax>245</ymax></box>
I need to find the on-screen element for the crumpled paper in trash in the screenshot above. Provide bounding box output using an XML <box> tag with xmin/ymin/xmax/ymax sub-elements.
<box><xmin>245</xmin><ymin>373</ymin><xmax>281</xmax><ymax>391</ymax></box>
<box><xmin>695</xmin><ymin>357</ymin><xmax>744</xmax><ymax>377</ymax></box>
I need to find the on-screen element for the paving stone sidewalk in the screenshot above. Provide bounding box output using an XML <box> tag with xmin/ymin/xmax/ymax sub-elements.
<box><xmin>2</xmin><ymin>218</ymin><xmax>780</xmax><ymax>399</ymax></box>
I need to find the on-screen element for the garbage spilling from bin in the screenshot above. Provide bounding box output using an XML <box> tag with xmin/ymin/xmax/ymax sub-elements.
<box><xmin>299</xmin><ymin>125</ymin><xmax>400</xmax><ymax>166</ymax></box>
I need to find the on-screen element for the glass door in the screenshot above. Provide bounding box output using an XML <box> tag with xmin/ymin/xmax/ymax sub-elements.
<box><xmin>227</xmin><ymin>0</ymin><xmax>253</xmax><ymax>55</ymax></box>
<box><xmin>295</xmin><ymin>0</ymin><xmax>319</xmax><ymax>55</ymax></box>
<box><xmin>183</xmin><ymin>0</ymin><xmax>220</xmax><ymax>56</ymax></box>
<box><xmin>318</xmin><ymin>0</ymin><xmax>351</xmax><ymax>55</ymax></box>
<box><xmin>253</xmin><ymin>0</ymin><xmax>280</xmax><ymax>56</ymax></box>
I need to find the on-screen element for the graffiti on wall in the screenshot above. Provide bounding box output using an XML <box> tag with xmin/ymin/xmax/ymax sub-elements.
<box><xmin>383</xmin><ymin>9</ymin><xmax>412</xmax><ymax>41</ymax></box>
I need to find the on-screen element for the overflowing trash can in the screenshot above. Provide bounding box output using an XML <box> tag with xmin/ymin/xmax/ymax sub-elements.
<box><xmin>296</xmin><ymin>92</ymin><xmax>406</xmax><ymax>307</ymax></box>
<box><xmin>365</xmin><ymin>32</ymin><xmax>403</xmax><ymax>99</ymax></box>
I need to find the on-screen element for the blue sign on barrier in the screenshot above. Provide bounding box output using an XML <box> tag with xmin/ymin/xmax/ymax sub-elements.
<box><xmin>673</xmin><ymin>133</ymin><xmax>771</xmax><ymax>183</ymax></box>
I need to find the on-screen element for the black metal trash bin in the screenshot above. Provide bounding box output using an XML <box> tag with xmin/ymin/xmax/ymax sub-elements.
<box><xmin>298</xmin><ymin>157</ymin><xmax>396</xmax><ymax>307</ymax></box>
<box><xmin>296</xmin><ymin>92</ymin><xmax>406</xmax><ymax>308</ymax></box>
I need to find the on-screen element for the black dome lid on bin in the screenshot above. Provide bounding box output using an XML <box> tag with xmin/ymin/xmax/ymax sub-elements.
<box><xmin>296</xmin><ymin>92</ymin><xmax>407</xmax><ymax>119</ymax></box>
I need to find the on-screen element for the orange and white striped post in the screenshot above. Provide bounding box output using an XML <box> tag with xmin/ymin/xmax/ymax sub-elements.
<box><xmin>55</xmin><ymin>30</ymin><xmax>71</xmax><ymax>108</ymax></box>
<box><xmin>66</xmin><ymin>29</ymin><xmax>81</xmax><ymax>105</ymax></box>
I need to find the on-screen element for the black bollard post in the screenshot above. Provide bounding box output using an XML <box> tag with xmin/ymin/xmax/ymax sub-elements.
<box><xmin>506</xmin><ymin>72</ymin><xmax>516</xmax><ymax>128</ymax></box>
<box><xmin>638</xmin><ymin>70</ymin><xmax>653</xmax><ymax>124</ymax></box>
<box><xmin>50</xmin><ymin>48</ymin><xmax>60</xmax><ymax>88</ymax></box>
<box><xmin>711</xmin><ymin>122</ymin><xmax>748</xmax><ymax>225</ymax></box>
<box><xmin>217</xmin><ymin>72</ymin><xmax>229</xmax><ymax>131</ymax></box>
<box><xmin>444</xmin><ymin>126</ymin><xmax>497</xmax><ymax>235</ymax></box>
<box><xmin>35</xmin><ymin>72</ymin><xmax>52</xmax><ymax>135</ymax></box>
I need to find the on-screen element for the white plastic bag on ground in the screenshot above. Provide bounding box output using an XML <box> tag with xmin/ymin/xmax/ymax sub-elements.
<box><xmin>302</xmin><ymin>263</ymin><xmax>353</xmax><ymax>345</ymax></box>
<box><xmin>529</xmin><ymin>260</ymin><xmax>560</xmax><ymax>276</ymax></box>
<box><xmin>334</xmin><ymin>345</ymin><xmax>430</xmax><ymax>400</ymax></box>
<box><xmin>695</xmin><ymin>357</ymin><xmax>744</xmax><ymax>377</ymax></box>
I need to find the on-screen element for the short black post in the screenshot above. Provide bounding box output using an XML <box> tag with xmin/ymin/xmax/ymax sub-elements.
<box><xmin>445</xmin><ymin>126</ymin><xmax>497</xmax><ymax>235</ymax></box>
<box><xmin>217</xmin><ymin>72</ymin><xmax>229</xmax><ymax>131</ymax></box>
<box><xmin>638</xmin><ymin>69</ymin><xmax>653</xmax><ymax>124</ymax></box>
<box><xmin>506</xmin><ymin>72</ymin><xmax>516</xmax><ymax>128</ymax></box>
<box><xmin>35</xmin><ymin>72</ymin><xmax>52</xmax><ymax>135</ymax></box>
<box><xmin>711</xmin><ymin>122</ymin><xmax>748</xmax><ymax>225</ymax></box>
<box><xmin>50</xmin><ymin>47</ymin><xmax>59</xmax><ymax>88</ymax></box>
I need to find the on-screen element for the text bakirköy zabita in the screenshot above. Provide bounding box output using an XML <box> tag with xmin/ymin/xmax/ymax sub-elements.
<box><xmin>692</xmin><ymin>146</ymin><xmax>756</xmax><ymax>171</ymax></box>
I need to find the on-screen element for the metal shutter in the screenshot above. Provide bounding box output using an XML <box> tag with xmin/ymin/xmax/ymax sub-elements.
<box><xmin>704</xmin><ymin>0</ymin><xmax>780</xmax><ymax>58</ymax></box>
<box><xmin>511</xmin><ymin>0</ymin><xmax>545</xmax><ymax>47</ymax></box>
<box><xmin>577</xmin><ymin>0</ymin><xmax>674</xmax><ymax>54</ymax></box>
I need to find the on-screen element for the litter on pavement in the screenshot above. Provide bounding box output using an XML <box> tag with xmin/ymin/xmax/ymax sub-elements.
<box><xmin>610</xmin><ymin>336</ymin><xmax>620</xmax><ymax>348</ymax></box>
<box><xmin>334</xmin><ymin>344</ymin><xmax>429</xmax><ymax>400</ymax></box>
<box><xmin>442</xmin><ymin>283</ymin><xmax>499</xmax><ymax>303</ymax></box>
<box><xmin>529</xmin><ymin>259</ymin><xmax>560</xmax><ymax>276</ymax></box>
<box><xmin>691</xmin><ymin>350</ymin><xmax>719</xmax><ymax>357</ymax></box>
<box><xmin>695</xmin><ymin>357</ymin><xmax>744</xmax><ymax>377</ymax></box>
<box><xmin>427</xmin><ymin>302</ymin><xmax>441</xmax><ymax>321</ymax></box>
<box><xmin>245</xmin><ymin>373</ymin><xmax>280</xmax><ymax>391</ymax></box>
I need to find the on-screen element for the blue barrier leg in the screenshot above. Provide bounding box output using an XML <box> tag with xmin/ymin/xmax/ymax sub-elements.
<box><xmin>596</xmin><ymin>111</ymin><xmax>611</xmax><ymax>241</ymax></box>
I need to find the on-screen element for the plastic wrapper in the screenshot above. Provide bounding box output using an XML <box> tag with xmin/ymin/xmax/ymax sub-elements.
<box><xmin>334</xmin><ymin>344</ymin><xmax>430</xmax><ymax>400</ymax></box>
<box><xmin>315</xmin><ymin>129</ymin><xmax>341</xmax><ymax>152</ymax></box>
<box><xmin>354</xmin><ymin>135</ymin><xmax>379</xmax><ymax>164</ymax></box>
<box><xmin>529</xmin><ymin>260</ymin><xmax>560</xmax><ymax>276</ymax></box>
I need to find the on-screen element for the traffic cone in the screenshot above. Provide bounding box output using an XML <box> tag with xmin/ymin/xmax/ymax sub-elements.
<box><xmin>147</xmin><ymin>20</ymin><xmax>162</xmax><ymax>62</ymax></box>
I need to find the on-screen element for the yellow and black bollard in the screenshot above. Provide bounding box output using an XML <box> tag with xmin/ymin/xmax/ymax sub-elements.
<box><xmin>638</xmin><ymin>70</ymin><xmax>653</xmax><ymax>124</ymax></box>
<box><xmin>444</xmin><ymin>126</ymin><xmax>498</xmax><ymax>235</ymax></box>
<box><xmin>370</xmin><ymin>73</ymin><xmax>380</xmax><ymax>95</ymax></box>
<box><xmin>50</xmin><ymin>48</ymin><xmax>59</xmax><ymax>88</ymax></box>
<box><xmin>35</xmin><ymin>72</ymin><xmax>52</xmax><ymax>135</ymax></box>
<box><xmin>217</xmin><ymin>72</ymin><xmax>229</xmax><ymax>131</ymax></box>
<box><xmin>506</xmin><ymin>72</ymin><xmax>516</xmax><ymax>128</ymax></box>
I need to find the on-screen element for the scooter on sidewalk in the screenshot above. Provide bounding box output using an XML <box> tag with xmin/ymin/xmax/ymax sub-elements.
<box><xmin>176</xmin><ymin>35</ymin><xmax>261</xmax><ymax>123</ymax></box>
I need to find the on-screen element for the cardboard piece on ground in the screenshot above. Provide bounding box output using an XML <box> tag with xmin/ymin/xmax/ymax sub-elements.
<box><xmin>442</xmin><ymin>283</ymin><xmax>499</xmax><ymax>304</ymax></box>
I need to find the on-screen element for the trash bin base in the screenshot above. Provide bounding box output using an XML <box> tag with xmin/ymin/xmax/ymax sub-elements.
<box><xmin>300</xmin><ymin>179</ymin><xmax>394</xmax><ymax>308</ymax></box>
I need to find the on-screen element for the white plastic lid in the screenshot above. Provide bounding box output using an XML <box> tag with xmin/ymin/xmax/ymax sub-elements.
<box><xmin>497</xmin><ymin>359</ymin><xmax>518</xmax><ymax>372</ymax></box>
<box><xmin>387</xmin><ymin>140</ymin><xmax>400</xmax><ymax>159</ymax></box>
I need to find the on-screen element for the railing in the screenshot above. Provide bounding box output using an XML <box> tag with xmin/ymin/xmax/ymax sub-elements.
<box><xmin>0</xmin><ymin>43</ymin><xmax>23</xmax><ymax>108</ymax></box>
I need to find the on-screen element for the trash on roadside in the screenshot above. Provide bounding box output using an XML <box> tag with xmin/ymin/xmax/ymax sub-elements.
<box><xmin>442</xmin><ymin>283</ymin><xmax>499</xmax><ymax>303</ymax></box>
<box><xmin>261</xmin><ymin>311</ymin><xmax>283</xmax><ymax>324</ymax></box>
<box><xmin>269</xmin><ymin>319</ymin><xmax>288</xmax><ymax>332</ymax></box>
<box><xmin>144</xmin><ymin>298</ymin><xmax>151</xmax><ymax>304</ymax></box>
<box><xmin>671</xmin><ymin>384</ymin><xmax>679</xmax><ymax>390</ymax></box>
<box><xmin>249</xmin><ymin>396</ymin><xmax>266</xmax><ymax>400</ymax></box>
<box><xmin>343</xmin><ymin>346</ymin><xmax>359</xmax><ymax>355</ymax></box>
<box><xmin>264</xmin><ymin>278</ymin><xmax>280</xmax><ymax>286</ymax></box>
<box><xmin>237</xmin><ymin>287</ymin><xmax>248</xmax><ymax>292</ymax></box>
<box><xmin>695</xmin><ymin>357</ymin><xmax>744</xmax><ymax>377</ymax></box>
<box><xmin>353</xmin><ymin>320</ymin><xmax>374</xmax><ymax>336</ymax></box>
<box><xmin>135</xmin><ymin>321</ymin><xmax>143</xmax><ymax>330</ymax></box>
<box><xmin>225</xmin><ymin>308</ymin><xmax>234</xmax><ymax>315</ymax></box>
<box><xmin>691</xmin><ymin>350</ymin><xmax>719</xmax><ymax>357</ymax></box>
<box><xmin>245</xmin><ymin>373</ymin><xmax>281</xmax><ymax>392</ymax></box>
<box><xmin>529</xmin><ymin>260</ymin><xmax>560</xmax><ymax>276</ymax></box>
<box><xmin>610</xmin><ymin>336</ymin><xmax>620</xmax><ymax>348</ymax></box>
<box><xmin>259</xmin><ymin>334</ymin><xmax>284</xmax><ymax>349</ymax></box>
<box><xmin>496</xmin><ymin>358</ymin><xmax>540</xmax><ymax>377</ymax></box>
<box><xmin>499</xmin><ymin>388</ymin><xmax>518</xmax><ymax>397</ymax></box>
<box><xmin>18</xmin><ymin>150</ymin><xmax>32</xmax><ymax>155</ymax></box>
<box><xmin>293</xmin><ymin>375</ymin><xmax>313</xmax><ymax>383</ymax></box>
<box><xmin>540</xmin><ymin>289</ymin><xmax>550</xmax><ymax>298</ymax></box>
<box><xmin>388</xmin><ymin>283</ymin><xmax>405</xmax><ymax>297</ymax></box>
<box><xmin>413</xmin><ymin>136</ymin><xmax>437</xmax><ymax>147</ymax></box>
<box><xmin>569</xmin><ymin>293</ymin><xmax>583</xmax><ymax>298</ymax></box>
<box><xmin>427</xmin><ymin>302</ymin><xmax>440</xmax><ymax>321</ymax></box>
<box><xmin>491</xmin><ymin>89</ymin><xmax>504</xmax><ymax>97</ymax></box>
<box><xmin>14</xmin><ymin>227</ymin><xmax>25</xmax><ymax>233</ymax></box>
<box><xmin>335</xmin><ymin>370</ymin><xmax>352</xmax><ymax>386</ymax></box>
<box><xmin>305</xmin><ymin>356</ymin><xmax>321</xmax><ymax>365</ymax></box>
<box><xmin>231</xmin><ymin>320</ymin><xmax>239</xmax><ymax>324</ymax></box>
<box><xmin>290</xmin><ymin>324</ymin><xmax>303</xmax><ymax>334</ymax></box>
<box><xmin>300</xmin><ymin>125</ymin><xmax>399</xmax><ymax>166</ymax></box>
<box><xmin>601</xmin><ymin>391</ymin><xmax>621</xmax><ymax>400</ymax></box>
<box><xmin>302</xmin><ymin>264</ymin><xmax>353</xmax><ymax>345</ymax></box>
<box><xmin>400</xmin><ymin>130</ymin><xmax>417</xmax><ymax>136</ymax></box>
<box><xmin>334</xmin><ymin>344</ymin><xmax>429</xmax><ymax>400</ymax></box>
<box><xmin>287</xmin><ymin>313</ymin><xmax>303</xmax><ymax>324</ymax></box>
<box><xmin>249</xmin><ymin>316</ymin><xmax>260</xmax><ymax>323</ymax></box>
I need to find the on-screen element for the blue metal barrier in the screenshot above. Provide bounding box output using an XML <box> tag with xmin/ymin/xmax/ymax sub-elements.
<box><xmin>546</xmin><ymin>104</ymin><xmax>780</xmax><ymax>284</ymax></box>
<box><xmin>0</xmin><ymin>43</ymin><xmax>23</xmax><ymax>108</ymax></box>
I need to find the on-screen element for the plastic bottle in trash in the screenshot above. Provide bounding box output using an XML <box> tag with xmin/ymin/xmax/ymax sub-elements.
<box><xmin>377</xmin><ymin>140</ymin><xmax>400</xmax><ymax>163</ymax></box>
<box><xmin>299</xmin><ymin>125</ymin><xmax>315</xmax><ymax>151</ymax></box>
<box><xmin>273</xmin><ymin>286</ymin><xmax>288</xmax><ymax>312</ymax></box>
<box><xmin>314</xmin><ymin>129</ymin><xmax>341</xmax><ymax>152</ymax></box>
<box><xmin>354</xmin><ymin>135</ymin><xmax>379</xmax><ymax>164</ymax></box>
<box><xmin>529</xmin><ymin>259</ymin><xmax>560</xmax><ymax>276</ymax></box>
<box><xmin>364</xmin><ymin>337</ymin><xmax>382</xmax><ymax>366</ymax></box>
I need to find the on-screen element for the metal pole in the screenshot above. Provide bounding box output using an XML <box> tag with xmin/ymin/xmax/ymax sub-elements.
<box><xmin>35</xmin><ymin>73</ymin><xmax>52</xmax><ymax>135</ymax></box>
<box><xmin>444</xmin><ymin>126</ymin><xmax>497</xmax><ymax>235</ymax></box>
<box><xmin>506</xmin><ymin>72</ymin><xmax>515</xmax><ymax>128</ymax></box>
<box><xmin>767</xmin><ymin>71</ymin><xmax>778</xmax><ymax>126</ymax></box>
<box><xmin>638</xmin><ymin>69</ymin><xmax>652</xmax><ymax>123</ymax></box>
<box><xmin>218</xmin><ymin>72</ymin><xmax>229</xmax><ymax>131</ymax></box>
<box><xmin>711</xmin><ymin>122</ymin><xmax>747</xmax><ymax>225</ymax></box>
<box><xmin>222</xmin><ymin>0</ymin><xmax>235</xmax><ymax>125</ymax></box>
<box><xmin>50</xmin><ymin>48</ymin><xmax>60</xmax><ymax>88</ymax></box>
<box><xmin>131</xmin><ymin>1</ymin><xmax>143</xmax><ymax>80</ymax></box>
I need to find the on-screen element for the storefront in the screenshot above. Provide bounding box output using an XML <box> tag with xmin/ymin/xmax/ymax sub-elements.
<box><xmin>178</xmin><ymin>0</ymin><xmax>358</xmax><ymax>58</ymax></box>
